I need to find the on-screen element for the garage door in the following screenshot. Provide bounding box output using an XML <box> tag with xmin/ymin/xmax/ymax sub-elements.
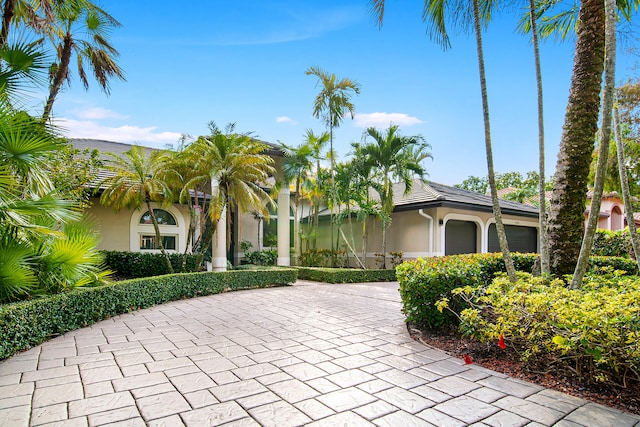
<box><xmin>488</xmin><ymin>224</ymin><xmax>537</xmax><ymax>253</ymax></box>
<box><xmin>445</xmin><ymin>220</ymin><xmax>477</xmax><ymax>255</ymax></box>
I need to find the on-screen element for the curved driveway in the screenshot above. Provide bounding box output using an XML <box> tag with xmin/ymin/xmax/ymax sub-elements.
<box><xmin>1</xmin><ymin>281</ymin><xmax>639</xmax><ymax>426</ymax></box>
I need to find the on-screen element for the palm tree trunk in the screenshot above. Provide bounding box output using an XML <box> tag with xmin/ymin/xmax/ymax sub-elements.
<box><xmin>547</xmin><ymin>0</ymin><xmax>605</xmax><ymax>276</ymax></box>
<box><xmin>529</xmin><ymin>0</ymin><xmax>549</xmax><ymax>275</ymax></box>
<box><xmin>472</xmin><ymin>0</ymin><xmax>516</xmax><ymax>281</ymax></box>
<box><xmin>43</xmin><ymin>32</ymin><xmax>72</xmax><ymax>121</ymax></box>
<box><xmin>572</xmin><ymin>0</ymin><xmax>616</xmax><ymax>289</ymax></box>
<box><xmin>145</xmin><ymin>199</ymin><xmax>175</xmax><ymax>274</ymax></box>
<box><xmin>614</xmin><ymin>97</ymin><xmax>640</xmax><ymax>270</ymax></box>
<box><xmin>0</xmin><ymin>0</ymin><xmax>15</xmax><ymax>47</ymax></box>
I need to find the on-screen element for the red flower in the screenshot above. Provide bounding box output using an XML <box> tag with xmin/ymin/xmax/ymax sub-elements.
<box><xmin>464</xmin><ymin>354</ymin><xmax>473</xmax><ymax>364</ymax></box>
<box><xmin>498</xmin><ymin>334</ymin><xmax>507</xmax><ymax>350</ymax></box>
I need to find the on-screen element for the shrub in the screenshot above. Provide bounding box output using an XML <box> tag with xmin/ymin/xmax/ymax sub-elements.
<box><xmin>101</xmin><ymin>251</ymin><xmax>201</xmax><ymax>278</ymax></box>
<box><xmin>299</xmin><ymin>248</ymin><xmax>348</xmax><ymax>268</ymax></box>
<box><xmin>592</xmin><ymin>229</ymin><xmax>635</xmax><ymax>258</ymax></box>
<box><xmin>397</xmin><ymin>253</ymin><xmax>636</xmax><ymax>328</ymax></box>
<box><xmin>445</xmin><ymin>273</ymin><xmax>640</xmax><ymax>386</ymax></box>
<box><xmin>244</xmin><ymin>249</ymin><xmax>277</xmax><ymax>266</ymax></box>
<box><xmin>295</xmin><ymin>267</ymin><xmax>397</xmax><ymax>283</ymax></box>
<box><xmin>0</xmin><ymin>268</ymin><xmax>297</xmax><ymax>360</ymax></box>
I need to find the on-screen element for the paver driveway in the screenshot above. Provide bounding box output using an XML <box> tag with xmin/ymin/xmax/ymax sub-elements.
<box><xmin>1</xmin><ymin>280</ymin><xmax>639</xmax><ymax>426</ymax></box>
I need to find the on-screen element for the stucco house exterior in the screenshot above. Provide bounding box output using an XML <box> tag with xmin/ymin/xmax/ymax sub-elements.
<box><xmin>584</xmin><ymin>191</ymin><xmax>640</xmax><ymax>231</ymax></box>
<box><xmin>71</xmin><ymin>138</ymin><xmax>292</xmax><ymax>270</ymax></box>
<box><xmin>313</xmin><ymin>180</ymin><xmax>541</xmax><ymax>267</ymax></box>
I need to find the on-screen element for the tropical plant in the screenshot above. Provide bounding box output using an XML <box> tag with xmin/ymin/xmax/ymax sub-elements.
<box><xmin>100</xmin><ymin>145</ymin><xmax>175</xmax><ymax>273</ymax></box>
<box><xmin>369</xmin><ymin>0</ymin><xmax>517</xmax><ymax>280</ymax></box>
<box><xmin>305</xmin><ymin>66</ymin><xmax>361</xmax><ymax>250</ymax></box>
<box><xmin>0</xmin><ymin>105</ymin><xmax>109</xmax><ymax>303</ymax></box>
<box><xmin>42</xmin><ymin>0</ymin><xmax>124</xmax><ymax>120</ymax></box>
<box><xmin>572</xmin><ymin>0</ymin><xmax>618</xmax><ymax>288</ymax></box>
<box><xmin>360</xmin><ymin>125</ymin><xmax>430</xmax><ymax>269</ymax></box>
<box><xmin>280</xmin><ymin>140</ymin><xmax>313</xmax><ymax>261</ymax></box>
<box><xmin>181</xmin><ymin>122</ymin><xmax>275</xmax><ymax>270</ymax></box>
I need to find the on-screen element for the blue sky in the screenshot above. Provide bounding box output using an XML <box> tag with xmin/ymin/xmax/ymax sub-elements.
<box><xmin>45</xmin><ymin>1</ymin><xmax>638</xmax><ymax>186</ymax></box>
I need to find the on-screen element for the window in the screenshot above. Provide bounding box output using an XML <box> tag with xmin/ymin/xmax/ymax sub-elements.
<box><xmin>139</xmin><ymin>209</ymin><xmax>177</xmax><ymax>225</ymax></box>
<box><xmin>140</xmin><ymin>235</ymin><xmax>176</xmax><ymax>250</ymax></box>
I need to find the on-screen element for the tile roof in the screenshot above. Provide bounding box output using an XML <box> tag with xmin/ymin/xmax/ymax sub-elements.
<box><xmin>391</xmin><ymin>180</ymin><xmax>539</xmax><ymax>216</ymax></box>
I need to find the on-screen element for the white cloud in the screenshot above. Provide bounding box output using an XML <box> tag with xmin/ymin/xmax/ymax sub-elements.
<box><xmin>354</xmin><ymin>112</ymin><xmax>424</xmax><ymax>128</ymax></box>
<box><xmin>74</xmin><ymin>107</ymin><xmax>129</xmax><ymax>120</ymax></box>
<box><xmin>276</xmin><ymin>116</ymin><xmax>296</xmax><ymax>124</ymax></box>
<box><xmin>54</xmin><ymin>118</ymin><xmax>183</xmax><ymax>148</ymax></box>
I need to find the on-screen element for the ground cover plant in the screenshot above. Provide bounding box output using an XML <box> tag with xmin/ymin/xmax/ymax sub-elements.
<box><xmin>398</xmin><ymin>253</ymin><xmax>640</xmax><ymax>414</ymax></box>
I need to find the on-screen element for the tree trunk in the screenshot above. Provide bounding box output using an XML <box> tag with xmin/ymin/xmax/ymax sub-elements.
<box><xmin>614</xmin><ymin>98</ymin><xmax>640</xmax><ymax>270</ymax></box>
<box><xmin>529</xmin><ymin>0</ymin><xmax>549</xmax><ymax>275</ymax></box>
<box><xmin>547</xmin><ymin>0</ymin><xmax>605</xmax><ymax>276</ymax></box>
<box><xmin>572</xmin><ymin>0</ymin><xmax>616</xmax><ymax>288</ymax></box>
<box><xmin>0</xmin><ymin>0</ymin><xmax>15</xmax><ymax>47</ymax></box>
<box><xmin>43</xmin><ymin>32</ymin><xmax>72</xmax><ymax>121</ymax></box>
<box><xmin>145</xmin><ymin>199</ymin><xmax>175</xmax><ymax>274</ymax></box>
<box><xmin>472</xmin><ymin>0</ymin><xmax>516</xmax><ymax>281</ymax></box>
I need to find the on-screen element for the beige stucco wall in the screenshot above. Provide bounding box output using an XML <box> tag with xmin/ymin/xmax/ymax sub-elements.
<box><xmin>312</xmin><ymin>206</ymin><xmax>539</xmax><ymax>266</ymax></box>
<box><xmin>85</xmin><ymin>198</ymin><xmax>191</xmax><ymax>253</ymax></box>
<box><xmin>587</xmin><ymin>197</ymin><xmax>626</xmax><ymax>231</ymax></box>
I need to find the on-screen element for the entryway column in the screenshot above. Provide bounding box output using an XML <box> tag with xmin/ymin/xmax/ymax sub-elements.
<box><xmin>277</xmin><ymin>186</ymin><xmax>290</xmax><ymax>266</ymax></box>
<box><xmin>211</xmin><ymin>179</ymin><xmax>227</xmax><ymax>272</ymax></box>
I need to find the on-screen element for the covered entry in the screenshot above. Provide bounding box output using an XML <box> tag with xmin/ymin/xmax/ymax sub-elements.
<box><xmin>488</xmin><ymin>224</ymin><xmax>537</xmax><ymax>253</ymax></box>
<box><xmin>445</xmin><ymin>220</ymin><xmax>478</xmax><ymax>255</ymax></box>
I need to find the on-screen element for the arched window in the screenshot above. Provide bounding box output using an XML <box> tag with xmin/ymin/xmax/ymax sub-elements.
<box><xmin>137</xmin><ymin>209</ymin><xmax>178</xmax><ymax>250</ymax></box>
<box><xmin>139</xmin><ymin>209</ymin><xmax>177</xmax><ymax>225</ymax></box>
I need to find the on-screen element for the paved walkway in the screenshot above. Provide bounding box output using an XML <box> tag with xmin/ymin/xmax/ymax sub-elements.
<box><xmin>1</xmin><ymin>281</ymin><xmax>639</xmax><ymax>427</ymax></box>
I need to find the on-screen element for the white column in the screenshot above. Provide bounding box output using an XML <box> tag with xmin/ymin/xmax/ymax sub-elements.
<box><xmin>277</xmin><ymin>186</ymin><xmax>291</xmax><ymax>266</ymax></box>
<box><xmin>212</xmin><ymin>206</ymin><xmax>227</xmax><ymax>271</ymax></box>
<box><xmin>211</xmin><ymin>178</ymin><xmax>227</xmax><ymax>271</ymax></box>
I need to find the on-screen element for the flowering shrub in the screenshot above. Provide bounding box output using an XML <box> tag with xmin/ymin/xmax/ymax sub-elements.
<box><xmin>441</xmin><ymin>272</ymin><xmax>640</xmax><ymax>386</ymax></box>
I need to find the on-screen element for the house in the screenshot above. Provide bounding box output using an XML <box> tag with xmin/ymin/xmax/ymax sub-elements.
<box><xmin>313</xmin><ymin>180</ymin><xmax>540</xmax><ymax>267</ymax></box>
<box><xmin>70</xmin><ymin>138</ymin><xmax>292</xmax><ymax>270</ymax></box>
<box><xmin>585</xmin><ymin>191</ymin><xmax>640</xmax><ymax>231</ymax></box>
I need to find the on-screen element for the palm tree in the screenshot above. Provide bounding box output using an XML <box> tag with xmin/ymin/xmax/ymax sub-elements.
<box><xmin>0</xmin><ymin>39</ymin><xmax>49</xmax><ymax>106</ymax></box>
<box><xmin>0</xmin><ymin>105</ymin><xmax>109</xmax><ymax>302</ymax></box>
<box><xmin>305</xmin><ymin>66</ymin><xmax>360</xmax><ymax>249</ymax></box>
<box><xmin>572</xmin><ymin>0</ymin><xmax>618</xmax><ymax>288</ymax></box>
<box><xmin>369</xmin><ymin>0</ymin><xmax>517</xmax><ymax>281</ymax></box>
<box><xmin>182</xmin><ymin>123</ymin><xmax>275</xmax><ymax>270</ymax></box>
<box><xmin>360</xmin><ymin>125</ymin><xmax>431</xmax><ymax>269</ymax></box>
<box><xmin>280</xmin><ymin>140</ymin><xmax>314</xmax><ymax>262</ymax></box>
<box><xmin>100</xmin><ymin>145</ymin><xmax>175</xmax><ymax>273</ymax></box>
<box><xmin>42</xmin><ymin>1</ymin><xmax>124</xmax><ymax>120</ymax></box>
<box><xmin>302</xmin><ymin>129</ymin><xmax>330</xmax><ymax>249</ymax></box>
<box><xmin>613</xmin><ymin>94</ymin><xmax>640</xmax><ymax>271</ymax></box>
<box><xmin>545</xmin><ymin>0</ymin><xmax>606</xmax><ymax>276</ymax></box>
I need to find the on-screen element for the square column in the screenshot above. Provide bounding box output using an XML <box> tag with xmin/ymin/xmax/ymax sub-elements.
<box><xmin>277</xmin><ymin>186</ymin><xmax>291</xmax><ymax>266</ymax></box>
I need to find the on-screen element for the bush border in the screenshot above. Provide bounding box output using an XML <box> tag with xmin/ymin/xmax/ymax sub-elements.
<box><xmin>295</xmin><ymin>267</ymin><xmax>397</xmax><ymax>283</ymax></box>
<box><xmin>0</xmin><ymin>268</ymin><xmax>297</xmax><ymax>361</ymax></box>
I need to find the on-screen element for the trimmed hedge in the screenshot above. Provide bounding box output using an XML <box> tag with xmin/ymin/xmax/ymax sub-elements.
<box><xmin>0</xmin><ymin>268</ymin><xmax>297</xmax><ymax>361</ymax></box>
<box><xmin>396</xmin><ymin>253</ymin><xmax>637</xmax><ymax>328</ymax></box>
<box><xmin>101</xmin><ymin>250</ymin><xmax>201</xmax><ymax>278</ymax></box>
<box><xmin>295</xmin><ymin>267</ymin><xmax>397</xmax><ymax>283</ymax></box>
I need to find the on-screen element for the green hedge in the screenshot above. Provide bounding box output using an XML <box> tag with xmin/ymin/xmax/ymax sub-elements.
<box><xmin>396</xmin><ymin>253</ymin><xmax>637</xmax><ymax>328</ymax></box>
<box><xmin>295</xmin><ymin>267</ymin><xmax>397</xmax><ymax>283</ymax></box>
<box><xmin>101</xmin><ymin>251</ymin><xmax>201</xmax><ymax>278</ymax></box>
<box><xmin>0</xmin><ymin>268</ymin><xmax>297</xmax><ymax>361</ymax></box>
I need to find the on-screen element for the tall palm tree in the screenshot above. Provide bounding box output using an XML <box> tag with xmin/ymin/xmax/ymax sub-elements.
<box><xmin>281</xmin><ymin>140</ymin><xmax>314</xmax><ymax>261</ymax></box>
<box><xmin>360</xmin><ymin>125</ymin><xmax>431</xmax><ymax>269</ymax></box>
<box><xmin>182</xmin><ymin>123</ymin><xmax>275</xmax><ymax>270</ymax></box>
<box><xmin>100</xmin><ymin>145</ymin><xmax>175</xmax><ymax>273</ymax></box>
<box><xmin>369</xmin><ymin>0</ymin><xmax>518</xmax><ymax>281</ymax></box>
<box><xmin>302</xmin><ymin>129</ymin><xmax>330</xmax><ymax>249</ymax></box>
<box><xmin>613</xmin><ymin>94</ymin><xmax>640</xmax><ymax>271</ymax></box>
<box><xmin>572</xmin><ymin>0</ymin><xmax>617</xmax><ymax>288</ymax></box>
<box><xmin>305</xmin><ymin>66</ymin><xmax>360</xmax><ymax>249</ymax></box>
<box><xmin>545</xmin><ymin>0</ymin><xmax>606</xmax><ymax>276</ymax></box>
<box><xmin>42</xmin><ymin>1</ymin><xmax>124</xmax><ymax>120</ymax></box>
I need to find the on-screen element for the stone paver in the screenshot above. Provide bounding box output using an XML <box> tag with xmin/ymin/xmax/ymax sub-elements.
<box><xmin>0</xmin><ymin>280</ymin><xmax>638</xmax><ymax>426</ymax></box>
